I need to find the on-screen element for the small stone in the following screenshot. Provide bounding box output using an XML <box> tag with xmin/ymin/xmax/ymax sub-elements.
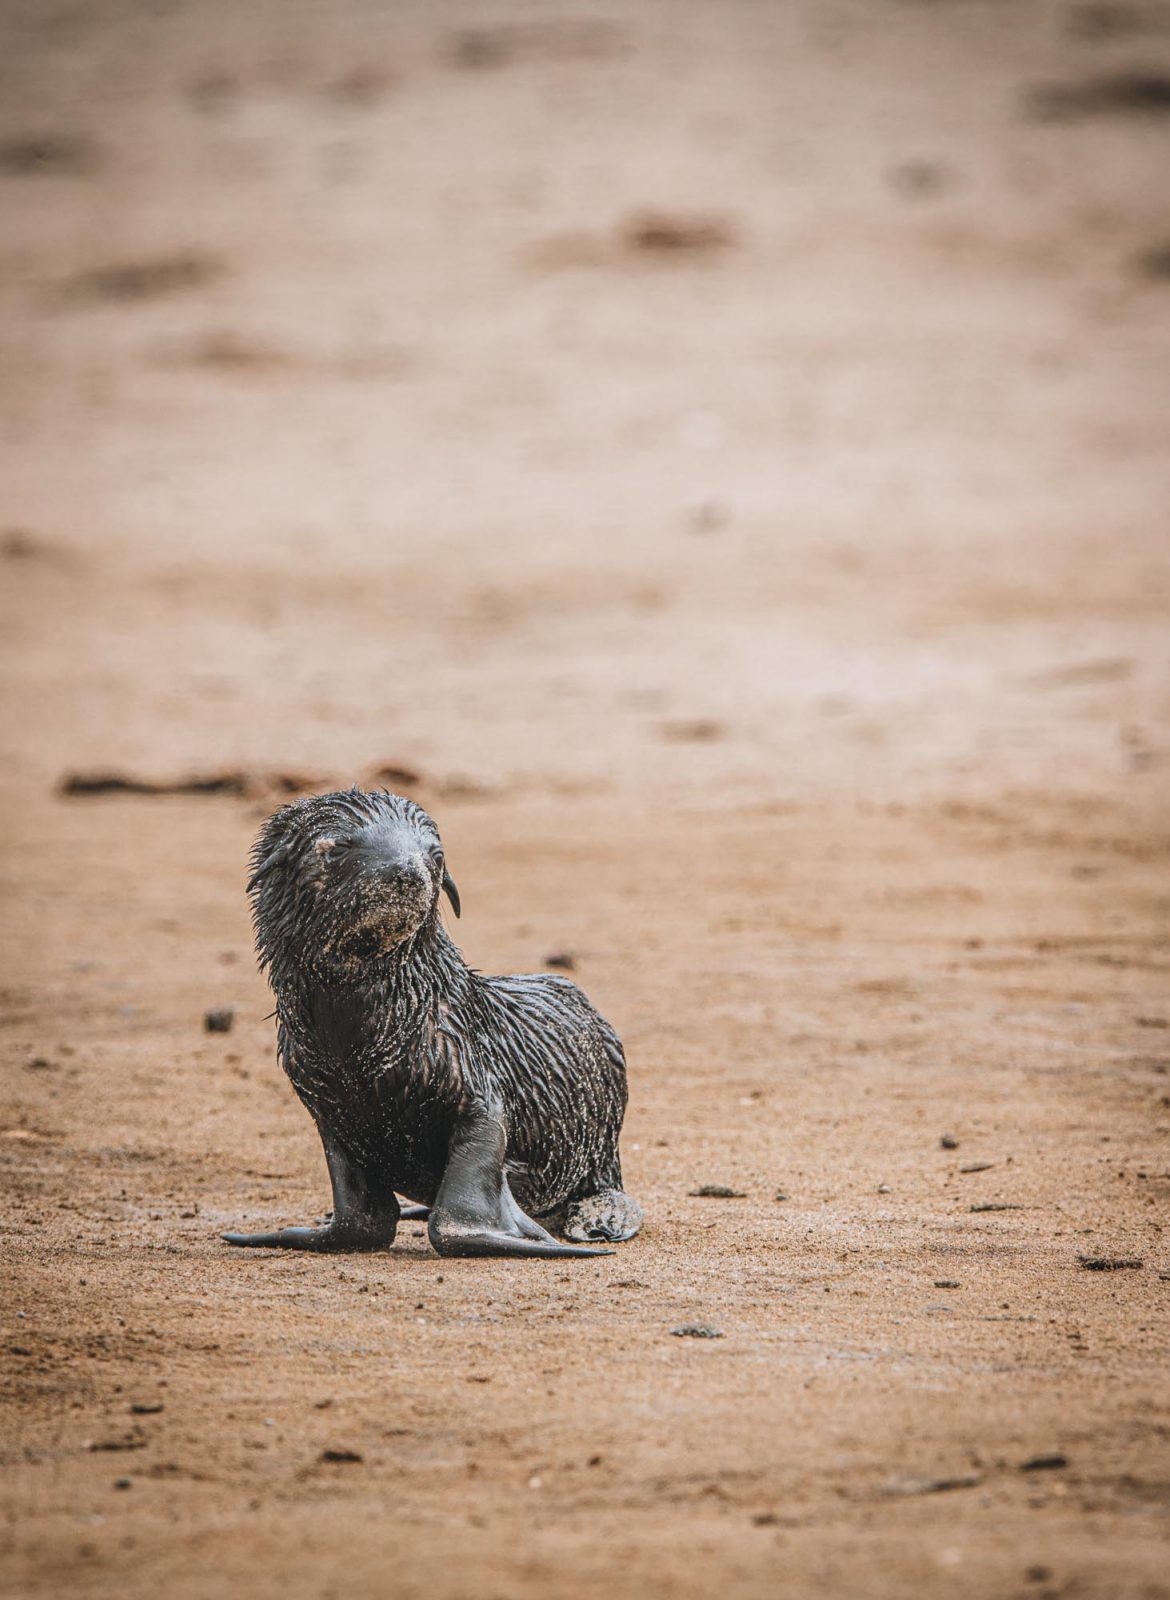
<box><xmin>658</xmin><ymin>718</ymin><xmax>724</xmax><ymax>743</ymax></box>
<box><xmin>1025</xmin><ymin>1567</ymin><xmax>1052</xmax><ymax>1584</ymax></box>
<box><xmin>89</xmin><ymin>1431</ymin><xmax>146</xmax><ymax>1453</ymax></box>
<box><xmin>204</xmin><ymin>1008</ymin><xmax>234</xmax><ymax>1034</ymax></box>
<box><xmin>543</xmin><ymin>952</ymin><xmax>576</xmax><ymax>971</ymax></box>
<box><xmin>320</xmin><ymin>1448</ymin><xmax>363</xmax><ymax>1463</ymax></box>
<box><xmin>1077</xmin><ymin>1254</ymin><xmax>1142</xmax><ymax>1271</ymax></box>
<box><xmin>0</xmin><ymin>134</ymin><xmax>96</xmax><ymax>176</ymax></box>
<box><xmin>1021</xmin><ymin>1453</ymin><xmax>1068</xmax><ymax>1472</ymax></box>
<box><xmin>689</xmin><ymin>1184</ymin><xmax>746</xmax><ymax>1198</ymax></box>
<box><xmin>113</xmin><ymin>1478</ymin><xmax>132</xmax><ymax>1490</ymax></box>
<box><xmin>450</xmin><ymin>28</ymin><xmax>512</xmax><ymax>69</ymax></box>
<box><xmin>877</xmin><ymin>1184</ymin><xmax>891</xmax><ymax>1194</ymax></box>
<box><xmin>889</xmin><ymin>159</ymin><xmax>950</xmax><ymax>198</ymax></box>
<box><xmin>671</xmin><ymin>1323</ymin><xmax>724</xmax><ymax>1339</ymax></box>
<box><xmin>959</xmin><ymin>1162</ymin><xmax>995</xmax><ymax>1174</ymax></box>
<box><xmin>687</xmin><ymin>500</ymin><xmax>729</xmax><ymax>535</ymax></box>
<box><xmin>934</xmin><ymin>1279</ymin><xmax>961</xmax><ymax>1289</ymax></box>
<box><xmin>624</xmin><ymin>211</ymin><xmax>737</xmax><ymax>253</ymax></box>
<box><xmin>129</xmin><ymin>1402</ymin><xmax>163</xmax><ymax>1415</ymax></box>
<box><xmin>940</xmin><ymin>1134</ymin><xmax>959</xmax><ymax>1149</ymax></box>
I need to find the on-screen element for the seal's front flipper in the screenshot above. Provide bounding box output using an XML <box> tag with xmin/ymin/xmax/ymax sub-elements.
<box><xmin>428</xmin><ymin>1108</ymin><xmax>613</xmax><ymax>1260</ymax></box>
<box><xmin>222</xmin><ymin>1134</ymin><xmax>398</xmax><ymax>1253</ymax></box>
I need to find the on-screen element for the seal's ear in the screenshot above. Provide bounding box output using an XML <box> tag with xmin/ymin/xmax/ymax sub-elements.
<box><xmin>442</xmin><ymin>868</ymin><xmax>461</xmax><ymax>919</ymax></box>
<box><xmin>247</xmin><ymin>840</ymin><xmax>292</xmax><ymax>893</ymax></box>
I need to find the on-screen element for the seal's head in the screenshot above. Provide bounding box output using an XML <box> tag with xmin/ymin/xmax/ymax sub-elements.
<box><xmin>248</xmin><ymin>789</ymin><xmax>460</xmax><ymax>983</ymax></box>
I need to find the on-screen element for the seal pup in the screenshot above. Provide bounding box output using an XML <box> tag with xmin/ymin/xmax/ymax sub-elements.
<box><xmin>224</xmin><ymin>789</ymin><xmax>643</xmax><ymax>1259</ymax></box>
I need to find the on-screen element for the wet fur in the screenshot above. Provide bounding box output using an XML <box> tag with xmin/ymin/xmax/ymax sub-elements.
<box><xmin>248</xmin><ymin>790</ymin><xmax>636</xmax><ymax>1226</ymax></box>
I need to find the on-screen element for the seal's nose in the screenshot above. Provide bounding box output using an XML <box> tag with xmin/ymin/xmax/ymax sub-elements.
<box><xmin>373</xmin><ymin>855</ymin><xmax>427</xmax><ymax>890</ymax></box>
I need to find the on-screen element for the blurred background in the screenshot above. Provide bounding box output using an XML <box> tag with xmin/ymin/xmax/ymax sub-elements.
<box><xmin>2</xmin><ymin>0</ymin><xmax>1167</xmax><ymax>811</ymax></box>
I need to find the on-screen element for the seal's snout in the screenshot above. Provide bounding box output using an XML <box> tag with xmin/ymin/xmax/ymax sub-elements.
<box><xmin>371</xmin><ymin>854</ymin><xmax>430</xmax><ymax>897</ymax></box>
<box><xmin>329</xmin><ymin>823</ymin><xmax>436</xmax><ymax>948</ymax></box>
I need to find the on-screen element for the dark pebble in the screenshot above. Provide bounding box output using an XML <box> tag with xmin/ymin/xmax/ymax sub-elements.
<box><xmin>543</xmin><ymin>952</ymin><xmax>576</xmax><ymax>971</ymax></box>
<box><xmin>0</xmin><ymin>134</ymin><xmax>96</xmax><ymax>175</ymax></box>
<box><xmin>688</xmin><ymin>500</ymin><xmax>729</xmax><ymax>535</ymax></box>
<box><xmin>934</xmin><ymin>1279</ymin><xmax>961</xmax><ymax>1289</ymax></box>
<box><xmin>940</xmin><ymin>1134</ymin><xmax>959</xmax><ymax>1149</ymax></box>
<box><xmin>657</xmin><ymin>718</ymin><xmax>725</xmax><ymax>743</ymax></box>
<box><xmin>889</xmin><ymin>159</ymin><xmax>950</xmax><ymax>199</ymax></box>
<box><xmin>204</xmin><ymin>1008</ymin><xmax>234</xmax><ymax>1033</ymax></box>
<box><xmin>671</xmin><ymin>1323</ymin><xmax>724</xmax><ymax>1339</ymax></box>
<box><xmin>1025</xmin><ymin>71</ymin><xmax>1170</xmax><ymax>122</ymax></box>
<box><xmin>1077</xmin><ymin>1254</ymin><xmax>1142</xmax><ymax>1271</ymax></box>
<box><xmin>320</xmin><ymin>1448</ymin><xmax>363</xmax><ymax>1463</ymax></box>
<box><xmin>113</xmin><ymin>1477</ymin><xmax>132</xmax><ymax>1490</ymax></box>
<box><xmin>59</xmin><ymin>252</ymin><xmax>225</xmax><ymax>305</ymax></box>
<box><xmin>1021</xmin><ymin>1453</ymin><xmax>1068</xmax><ymax>1472</ymax></box>
<box><xmin>689</xmin><ymin>1184</ymin><xmax>746</xmax><ymax>1198</ymax></box>
<box><xmin>625</xmin><ymin>213</ymin><xmax>736</xmax><ymax>254</ymax></box>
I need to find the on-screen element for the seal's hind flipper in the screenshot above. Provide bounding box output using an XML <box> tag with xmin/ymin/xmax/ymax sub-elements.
<box><xmin>564</xmin><ymin>1187</ymin><xmax>644</xmax><ymax>1243</ymax></box>
<box><xmin>428</xmin><ymin>1227</ymin><xmax>612</xmax><ymax>1260</ymax></box>
<box><xmin>428</xmin><ymin>1106</ymin><xmax>615</xmax><ymax>1261</ymax></box>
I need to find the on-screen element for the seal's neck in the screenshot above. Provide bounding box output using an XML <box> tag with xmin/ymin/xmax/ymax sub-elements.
<box><xmin>274</xmin><ymin>915</ymin><xmax>472</xmax><ymax>1061</ymax></box>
